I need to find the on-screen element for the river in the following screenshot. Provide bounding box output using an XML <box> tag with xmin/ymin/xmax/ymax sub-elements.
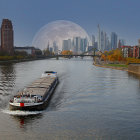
<box><xmin>0</xmin><ymin>57</ymin><xmax>140</xmax><ymax>140</ymax></box>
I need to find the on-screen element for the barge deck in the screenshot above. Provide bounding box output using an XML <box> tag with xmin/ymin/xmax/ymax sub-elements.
<box><xmin>9</xmin><ymin>71</ymin><xmax>59</xmax><ymax>111</ymax></box>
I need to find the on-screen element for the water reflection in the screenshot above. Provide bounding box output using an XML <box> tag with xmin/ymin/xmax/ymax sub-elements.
<box><xmin>128</xmin><ymin>72</ymin><xmax>140</xmax><ymax>80</ymax></box>
<box><xmin>11</xmin><ymin>113</ymin><xmax>43</xmax><ymax>130</ymax></box>
<box><xmin>127</xmin><ymin>72</ymin><xmax>140</xmax><ymax>87</ymax></box>
<box><xmin>0</xmin><ymin>64</ymin><xmax>16</xmax><ymax>108</ymax></box>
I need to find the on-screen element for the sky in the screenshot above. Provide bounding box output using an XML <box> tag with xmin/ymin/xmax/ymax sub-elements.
<box><xmin>0</xmin><ymin>0</ymin><xmax>140</xmax><ymax>46</ymax></box>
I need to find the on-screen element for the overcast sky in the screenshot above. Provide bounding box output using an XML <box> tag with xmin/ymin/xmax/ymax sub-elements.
<box><xmin>0</xmin><ymin>0</ymin><xmax>140</xmax><ymax>46</ymax></box>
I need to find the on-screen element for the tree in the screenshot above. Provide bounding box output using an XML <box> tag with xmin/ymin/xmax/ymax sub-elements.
<box><xmin>61</xmin><ymin>50</ymin><xmax>73</xmax><ymax>55</ymax></box>
<box><xmin>101</xmin><ymin>49</ymin><xmax>124</xmax><ymax>62</ymax></box>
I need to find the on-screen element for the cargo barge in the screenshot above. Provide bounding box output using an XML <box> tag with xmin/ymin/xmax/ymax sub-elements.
<box><xmin>9</xmin><ymin>71</ymin><xmax>59</xmax><ymax>111</ymax></box>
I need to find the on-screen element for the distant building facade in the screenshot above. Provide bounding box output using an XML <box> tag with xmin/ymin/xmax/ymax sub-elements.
<box><xmin>121</xmin><ymin>45</ymin><xmax>140</xmax><ymax>58</ymax></box>
<box><xmin>133</xmin><ymin>46</ymin><xmax>140</xmax><ymax>58</ymax></box>
<box><xmin>73</xmin><ymin>37</ymin><xmax>81</xmax><ymax>53</ymax></box>
<box><xmin>14</xmin><ymin>46</ymin><xmax>36</xmax><ymax>56</ymax></box>
<box><xmin>97</xmin><ymin>25</ymin><xmax>111</xmax><ymax>52</ymax></box>
<box><xmin>62</xmin><ymin>39</ymin><xmax>71</xmax><ymax>51</ymax></box>
<box><xmin>1</xmin><ymin>19</ymin><xmax>14</xmax><ymax>54</ymax></box>
<box><xmin>62</xmin><ymin>37</ymin><xmax>88</xmax><ymax>54</ymax></box>
<box><xmin>138</xmin><ymin>39</ymin><xmax>140</xmax><ymax>46</ymax></box>
<box><xmin>111</xmin><ymin>32</ymin><xmax>118</xmax><ymax>50</ymax></box>
<box><xmin>91</xmin><ymin>35</ymin><xmax>95</xmax><ymax>46</ymax></box>
<box><xmin>53</xmin><ymin>41</ymin><xmax>58</xmax><ymax>54</ymax></box>
<box><xmin>121</xmin><ymin>46</ymin><xmax>133</xmax><ymax>58</ymax></box>
<box><xmin>118</xmin><ymin>39</ymin><xmax>125</xmax><ymax>48</ymax></box>
<box><xmin>97</xmin><ymin>24</ymin><xmax>101</xmax><ymax>51</ymax></box>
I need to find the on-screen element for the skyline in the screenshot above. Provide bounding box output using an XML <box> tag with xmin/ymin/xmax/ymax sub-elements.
<box><xmin>0</xmin><ymin>0</ymin><xmax>140</xmax><ymax>46</ymax></box>
<box><xmin>32</xmin><ymin>20</ymin><xmax>91</xmax><ymax>51</ymax></box>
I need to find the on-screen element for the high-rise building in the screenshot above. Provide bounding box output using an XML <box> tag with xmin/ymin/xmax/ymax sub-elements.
<box><xmin>46</xmin><ymin>42</ymin><xmax>50</xmax><ymax>50</ymax></box>
<box><xmin>105</xmin><ymin>36</ymin><xmax>111</xmax><ymax>51</ymax></box>
<box><xmin>62</xmin><ymin>40</ymin><xmax>69</xmax><ymax>50</ymax></box>
<box><xmin>98</xmin><ymin>25</ymin><xmax>108</xmax><ymax>52</ymax></box>
<box><xmin>62</xmin><ymin>39</ymin><xmax>71</xmax><ymax>51</ymax></box>
<box><xmin>118</xmin><ymin>39</ymin><xmax>125</xmax><ymax>48</ymax></box>
<box><xmin>97</xmin><ymin>24</ymin><xmax>101</xmax><ymax>51</ymax></box>
<box><xmin>103</xmin><ymin>32</ymin><xmax>108</xmax><ymax>51</ymax></box>
<box><xmin>118</xmin><ymin>40</ymin><xmax>121</xmax><ymax>48</ymax></box>
<box><xmin>53</xmin><ymin>41</ymin><xmax>58</xmax><ymax>54</ymax></box>
<box><xmin>72</xmin><ymin>37</ymin><xmax>76</xmax><ymax>53</ymax></box>
<box><xmin>80</xmin><ymin>39</ymin><xmax>84</xmax><ymax>53</ymax></box>
<box><xmin>138</xmin><ymin>39</ymin><xmax>140</xmax><ymax>47</ymax></box>
<box><xmin>100</xmin><ymin>31</ymin><xmax>110</xmax><ymax>52</ymax></box>
<box><xmin>1</xmin><ymin>19</ymin><xmax>14</xmax><ymax>54</ymax></box>
<box><xmin>49</xmin><ymin>47</ymin><xmax>53</xmax><ymax>53</ymax></box>
<box><xmin>82</xmin><ymin>38</ymin><xmax>88</xmax><ymax>52</ymax></box>
<box><xmin>94</xmin><ymin>42</ymin><xmax>98</xmax><ymax>50</ymax></box>
<box><xmin>91</xmin><ymin>35</ymin><xmax>95</xmax><ymax>46</ymax></box>
<box><xmin>68</xmin><ymin>39</ymin><xmax>72</xmax><ymax>50</ymax></box>
<box><xmin>63</xmin><ymin>37</ymin><xmax>88</xmax><ymax>54</ymax></box>
<box><xmin>77</xmin><ymin>37</ymin><xmax>81</xmax><ymax>53</ymax></box>
<box><xmin>101</xmin><ymin>31</ymin><xmax>104</xmax><ymax>51</ymax></box>
<box><xmin>73</xmin><ymin>37</ymin><xmax>81</xmax><ymax>53</ymax></box>
<box><xmin>111</xmin><ymin>32</ymin><xmax>118</xmax><ymax>50</ymax></box>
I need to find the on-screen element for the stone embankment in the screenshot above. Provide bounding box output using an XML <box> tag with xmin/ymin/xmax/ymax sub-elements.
<box><xmin>128</xmin><ymin>64</ymin><xmax>140</xmax><ymax>75</ymax></box>
<box><xmin>94</xmin><ymin>63</ymin><xmax>128</xmax><ymax>71</ymax></box>
<box><xmin>93</xmin><ymin>57</ymin><xmax>140</xmax><ymax>75</ymax></box>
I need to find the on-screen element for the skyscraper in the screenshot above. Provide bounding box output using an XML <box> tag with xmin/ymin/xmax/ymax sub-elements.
<box><xmin>62</xmin><ymin>40</ymin><xmax>69</xmax><ymax>50</ymax></box>
<box><xmin>83</xmin><ymin>38</ymin><xmax>88</xmax><ymax>52</ymax></box>
<box><xmin>111</xmin><ymin>32</ymin><xmax>118</xmax><ymax>50</ymax></box>
<box><xmin>100</xmin><ymin>31</ymin><xmax>109</xmax><ymax>52</ymax></box>
<box><xmin>103</xmin><ymin>32</ymin><xmax>107</xmax><ymax>51</ymax></box>
<box><xmin>118</xmin><ymin>39</ymin><xmax>125</xmax><ymax>48</ymax></box>
<box><xmin>97</xmin><ymin>24</ymin><xmax>101</xmax><ymax>51</ymax></box>
<box><xmin>1</xmin><ymin>19</ymin><xmax>14</xmax><ymax>54</ymax></box>
<box><xmin>73</xmin><ymin>37</ymin><xmax>81</xmax><ymax>53</ymax></box>
<box><xmin>53</xmin><ymin>41</ymin><xmax>58</xmax><ymax>54</ymax></box>
<box><xmin>138</xmin><ymin>39</ymin><xmax>140</xmax><ymax>47</ymax></box>
<box><xmin>91</xmin><ymin>35</ymin><xmax>95</xmax><ymax>46</ymax></box>
<box><xmin>100</xmin><ymin>31</ymin><xmax>104</xmax><ymax>51</ymax></box>
<box><xmin>105</xmin><ymin>36</ymin><xmax>111</xmax><ymax>51</ymax></box>
<box><xmin>68</xmin><ymin>39</ymin><xmax>72</xmax><ymax>50</ymax></box>
<box><xmin>62</xmin><ymin>39</ymin><xmax>71</xmax><ymax>51</ymax></box>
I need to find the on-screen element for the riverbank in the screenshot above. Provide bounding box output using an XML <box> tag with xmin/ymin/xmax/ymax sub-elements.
<box><xmin>94</xmin><ymin>63</ymin><xmax>128</xmax><ymax>71</ymax></box>
<box><xmin>93</xmin><ymin>58</ymin><xmax>140</xmax><ymax>75</ymax></box>
<box><xmin>0</xmin><ymin>57</ymin><xmax>47</xmax><ymax>64</ymax></box>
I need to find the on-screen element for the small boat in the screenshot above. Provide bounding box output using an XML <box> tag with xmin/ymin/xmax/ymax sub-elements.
<box><xmin>9</xmin><ymin>71</ymin><xmax>59</xmax><ymax>111</ymax></box>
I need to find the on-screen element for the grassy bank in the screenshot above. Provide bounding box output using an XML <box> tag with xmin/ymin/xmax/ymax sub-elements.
<box><xmin>105</xmin><ymin>64</ymin><xmax>128</xmax><ymax>68</ymax></box>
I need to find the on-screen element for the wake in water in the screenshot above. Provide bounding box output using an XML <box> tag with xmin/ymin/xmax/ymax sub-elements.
<box><xmin>1</xmin><ymin>109</ymin><xmax>43</xmax><ymax>116</ymax></box>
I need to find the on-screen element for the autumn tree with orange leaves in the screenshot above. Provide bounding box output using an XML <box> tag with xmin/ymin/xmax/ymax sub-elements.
<box><xmin>101</xmin><ymin>49</ymin><xmax>124</xmax><ymax>62</ymax></box>
<box><xmin>61</xmin><ymin>50</ymin><xmax>73</xmax><ymax>55</ymax></box>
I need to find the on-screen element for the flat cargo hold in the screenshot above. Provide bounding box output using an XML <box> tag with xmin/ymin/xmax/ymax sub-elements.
<box><xmin>25</xmin><ymin>77</ymin><xmax>56</xmax><ymax>96</ymax></box>
<box><xmin>9</xmin><ymin>71</ymin><xmax>59</xmax><ymax>111</ymax></box>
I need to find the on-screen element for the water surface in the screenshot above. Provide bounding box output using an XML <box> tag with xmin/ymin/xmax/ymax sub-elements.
<box><xmin>0</xmin><ymin>57</ymin><xmax>140</xmax><ymax>140</ymax></box>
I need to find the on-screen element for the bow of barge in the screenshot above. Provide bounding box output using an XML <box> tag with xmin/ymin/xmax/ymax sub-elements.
<box><xmin>9</xmin><ymin>71</ymin><xmax>59</xmax><ymax>111</ymax></box>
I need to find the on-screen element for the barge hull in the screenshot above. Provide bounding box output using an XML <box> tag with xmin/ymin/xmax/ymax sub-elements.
<box><xmin>9</xmin><ymin>78</ymin><xmax>59</xmax><ymax>111</ymax></box>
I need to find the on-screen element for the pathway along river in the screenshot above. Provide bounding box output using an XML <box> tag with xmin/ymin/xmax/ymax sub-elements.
<box><xmin>0</xmin><ymin>57</ymin><xmax>140</xmax><ymax>140</ymax></box>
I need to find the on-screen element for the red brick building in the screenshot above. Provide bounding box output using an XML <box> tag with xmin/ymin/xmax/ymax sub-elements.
<box><xmin>133</xmin><ymin>46</ymin><xmax>140</xmax><ymax>58</ymax></box>
<box><xmin>121</xmin><ymin>46</ymin><xmax>140</xmax><ymax>58</ymax></box>
<box><xmin>121</xmin><ymin>46</ymin><xmax>133</xmax><ymax>58</ymax></box>
<box><xmin>1</xmin><ymin>19</ymin><xmax>14</xmax><ymax>55</ymax></box>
